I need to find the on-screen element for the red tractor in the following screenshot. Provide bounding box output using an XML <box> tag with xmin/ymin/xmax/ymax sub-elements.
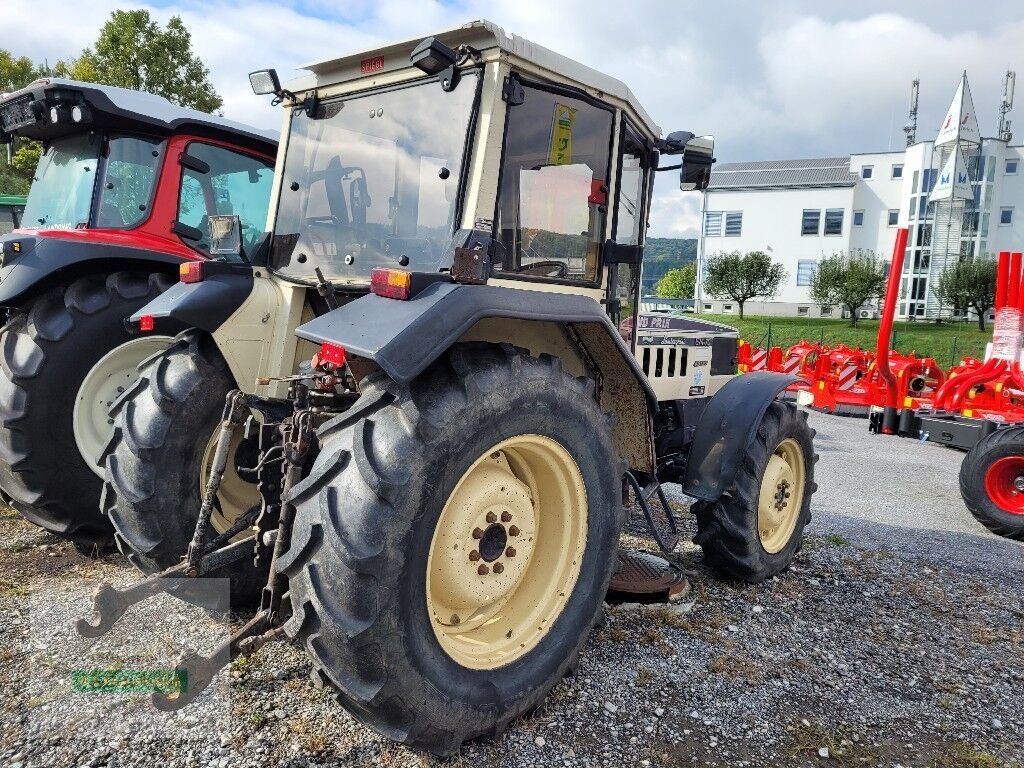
<box><xmin>0</xmin><ymin>78</ymin><xmax>277</xmax><ymax>547</ymax></box>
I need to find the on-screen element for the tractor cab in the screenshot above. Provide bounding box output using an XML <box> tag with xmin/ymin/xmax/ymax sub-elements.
<box><xmin>0</xmin><ymin>78</ymin><xmax>277</xmax><ymax>264</ymax></box>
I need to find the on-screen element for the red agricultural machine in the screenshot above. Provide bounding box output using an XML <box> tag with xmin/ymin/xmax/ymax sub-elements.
<box><xmin>867</xmin><ymin>232</ymin><xmax>1024</xmax><ymax>540</ymax></box>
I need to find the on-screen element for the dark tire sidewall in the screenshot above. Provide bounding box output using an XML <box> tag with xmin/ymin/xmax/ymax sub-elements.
<box><xmin>961</xmin><ymin>429</ymin><xmax>1024</xmax><ymax>537</ymax></box>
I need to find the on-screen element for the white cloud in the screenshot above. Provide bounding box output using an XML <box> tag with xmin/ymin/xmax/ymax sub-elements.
<box><xmin>2</xmin><ymin>2</ymin><xmax>1020</xmax><ymax>236</ymax></box>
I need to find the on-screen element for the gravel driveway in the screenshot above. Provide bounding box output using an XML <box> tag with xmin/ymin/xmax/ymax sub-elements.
<box><xmin>1</xmin><ymin>409</ymin><xmax>1022</xmax><ymax>768</ymax></box>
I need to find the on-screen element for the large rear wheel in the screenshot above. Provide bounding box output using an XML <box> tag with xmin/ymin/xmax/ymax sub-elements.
<box><xmin>280</xmin><ymin>343</ymin><xmax>622</xmax><ymax>753</ymax></box>
<box><xmin>100</xmin><ymin>331</ymin><xmax>265</xmax><ymax>607</ymax></box>
<box><xmin>0</xmin><ymin>272</ymin><xmax>175</xmax><ymax>544</ymax></box>
<box><xmin>960</xmin><ymin>426</ymin><xmax>1024</xmax><ymax>540</ymax></box>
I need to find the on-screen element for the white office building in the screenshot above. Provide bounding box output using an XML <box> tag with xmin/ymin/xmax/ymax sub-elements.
<box><xmin>697</xmin><ymin>75</ymin><xmax>1024</xmax><ymax>320</ymax></box>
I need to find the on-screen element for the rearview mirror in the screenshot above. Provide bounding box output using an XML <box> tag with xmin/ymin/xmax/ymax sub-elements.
<box><xmin>679</xmin><ymin>135</ymin><xmax>715</xmax><ymax>192</ymax></box>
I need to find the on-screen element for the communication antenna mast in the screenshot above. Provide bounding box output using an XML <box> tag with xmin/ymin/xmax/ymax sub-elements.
<box><xmin>903</xmin><ymin>78</ymin><xmax>920</xmax><ymax>146</ymax></box>
<box><xmin>998</xmin><ymin>69</ymin><xmax>1015</xmax><ymax>143</ymax></box>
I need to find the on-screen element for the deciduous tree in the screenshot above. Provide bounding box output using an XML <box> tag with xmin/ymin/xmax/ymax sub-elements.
<box><xmin>703</xmin><ymin>250</ymin><xmax>786</xmax><ymax>319</ymax></box>
<box><xmin>934</xmin><ymin>256</ymin><xmax>997</xmax><ymax>331</ymax></box>
<box><xmin>655</xmin><ymin>262</ymin><xmax>697</xmax><ymax>299</ymax></box>
<box><xmin>809</xmin><ymin>249</ymin><xmax>888</xmax><ymax>327</ymax></box>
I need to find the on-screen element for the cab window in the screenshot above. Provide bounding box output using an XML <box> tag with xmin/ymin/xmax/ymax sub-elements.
<box><xmin>94</xmin><ymin>135</ymin><xmax>165</xmax><ymax>229</ymax></box>
<box><xmin>495</xmin><ymin>80</ymin><xmax>614</xmax><ymax>283</ymax></box>
<box><xmin>177</xmin><ymin>142</ymin><xmax>274</xmax><ymax>257</ymax></box>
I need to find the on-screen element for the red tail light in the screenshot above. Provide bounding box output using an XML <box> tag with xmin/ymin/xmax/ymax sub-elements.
<box><xmin>138</xmin><ymin>315</ymin><xmax>155</xmax><ymax>332</ymax></box>
<box><xmin>179</xmin><ymin>262</ymin><xmax>204</xmax><ymax>283</ymax></box>
<box><xmin>318</xmin><ymin>342</ymin><xmax>347</xmax><ymax>367</ymax></box>
<box><xmin>370</xmin><ymin>268</ymin><xmax>411</xmax><ymax>300</ymax></box>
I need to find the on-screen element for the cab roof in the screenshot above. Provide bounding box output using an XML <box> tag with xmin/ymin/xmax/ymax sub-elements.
<box><xmin>296</xmin><ymin>20</ymin><xmax>661</xmax><ymax>139</ymax></box>
<box><xmin>0</xmin><ymin>78</ymin><xmax>277</xmax><ymax>156</ymax></box>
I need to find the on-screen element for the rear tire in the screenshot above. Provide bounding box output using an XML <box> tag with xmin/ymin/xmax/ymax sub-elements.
<box><xmin>0</xmin><ymin>272</ymin><xmax>174</xmax><ymax>544</ymax></box>
<box><xmin>280</xmin><ymin>343</ymin><xmax>622</xmax><ymax>753</ymax></box>
<box><xmin>960</xmin><ymin>427</ymin><xmax>1024</xmax><ymax>540</ymax></box>
<box><xmin>100</xmin><ymin>331</ymin><xmax>265</xmax><ymax>608</ymax></box>
<box><xmin>693</xmin><ymin>402</ymin><xmax>817</xmax><ymax>583</ymax></box>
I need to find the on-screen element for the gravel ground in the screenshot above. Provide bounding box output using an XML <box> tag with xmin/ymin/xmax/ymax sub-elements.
<box><xmin>2</xmin><ymin>409</ymin><xmax>1022</xmax><ymax>768</ymax></box>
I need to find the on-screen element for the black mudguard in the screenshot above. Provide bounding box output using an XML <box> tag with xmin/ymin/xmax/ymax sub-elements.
<box><xmin>682</xmin><ymin>372</ymin><xmax>800</xmax><ymax>502</ymax></box>
<box><xmin>0</xmin><ymin>233</ymin><xmax>183</xmax><ymax>305</ymax></box>
<box><xmin>295</xmin><ymin>281</ymin><xmax>657</xmax><ymax>408</ymax></box>
<box><xmin>128</xmin><ymin>266</ymin><xmax>254</xmax><ymax>334</ymax></box>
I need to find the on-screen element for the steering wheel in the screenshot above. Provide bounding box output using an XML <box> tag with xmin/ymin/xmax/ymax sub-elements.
<box><xmin>516</xmin><ymin>260</ymin><xmax>568</xmax><ymax>278</ymax></box>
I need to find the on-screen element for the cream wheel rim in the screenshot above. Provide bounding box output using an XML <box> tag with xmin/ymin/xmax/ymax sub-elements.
<box><xmin>426</xmin><ymin>434</ymin><xmax>588</xmax><ymax>670</ymax></box>
<box><xmin>756</xmin><ymin>437</ymin><xmax>806</xmax><ymax>554</ymax></box>
<box><xmin>199</xmin><ymin>428</ymin><xmax>260</xmax><ymax>539</ymax></box>
<box><xmin>74</xmin><ymin>335</ymin><xmax>175</xmax><ymax>478</ymax></box>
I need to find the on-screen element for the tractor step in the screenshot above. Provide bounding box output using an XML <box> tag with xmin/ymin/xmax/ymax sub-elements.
<box><xmin>606</xmin><ymin>549</ymin><xmax>690</xmax><ymax>604</ymax></box>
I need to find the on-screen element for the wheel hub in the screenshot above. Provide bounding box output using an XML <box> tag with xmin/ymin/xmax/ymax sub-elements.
<box><xmin>983</xmin><ymin>457</ymin><xmax>1024</xmax><ymax>516</ymax></box>
<box><xmin>73</xmin><ymin>335</ymin><xmax>175</xmax><ymax>478</ymax></box>
<box><xmin>756</xmin><ymin>438</ymin><xmax>806</xmax><ymax>554</ymax></box>
<box><xmin>426</xmin><ymin>435</ymin><xmax>587</xmax><ymax>669</ymax></box>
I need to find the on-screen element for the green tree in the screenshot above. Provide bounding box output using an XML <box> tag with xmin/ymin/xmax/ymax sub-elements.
<box><xmin>704</xmin><ymin>250</ymin><xmax>787</xmax><ymax>319</ymax></box>
<box><xmin>934</xmin><ymin>256</ymin><xmax>997</xmax><ymax>331</ymax></box>
<box><xmin>75</xmin><ymin>11</ymin><xmax>222</xmax><ymax>113</ymax></box>
<box><xmin>655</xmin><ymin>262</ymin><xmax>697</xmax><ymax>298</ymax></box>
<box><xmin>809</xmin><ymin>249</ymin><xmax>888</xmax><ymax>327</ymax></box>
<box><xmin>0</xmin><ymin>50</ymin><xmax>46</xmax><ymax>194</ymax></box>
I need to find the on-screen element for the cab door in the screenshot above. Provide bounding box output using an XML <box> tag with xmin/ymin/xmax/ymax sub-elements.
<box><xmin>606</xmin><ymin>119</ymin><xmax>651</xmax><ymax>350</ymax></box>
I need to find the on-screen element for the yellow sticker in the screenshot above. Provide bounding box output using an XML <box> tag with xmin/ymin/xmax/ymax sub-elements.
<box><xmin>548</xmin><ymin>103</ymin><xmax>576</xmax><ymax>165</ymax></box>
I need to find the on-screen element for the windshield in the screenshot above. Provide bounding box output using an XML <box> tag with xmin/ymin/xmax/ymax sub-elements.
<box><xmin>21</xmin><ymin>134</ymin><xmax>165</xmax><ymax>230</ymax></box>
<box><xmin>271</xmin><ymin>74</ymin><xmax>478</xmax><ymax>284</ymax></box>
<box><xmin>22</xmin><ymin>134</ymin><xmax>100</xmax><ymax>228</ymax></box>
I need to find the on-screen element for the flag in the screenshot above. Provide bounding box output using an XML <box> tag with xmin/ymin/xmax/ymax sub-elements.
<box><xmin>935</xmin><ymin>73</ymin><xmax>981</xmax><ymax>147</ymax></box>
<box><xmin>548</xmin><ymin>103</ymin><xmax>576</xmax><ymax>165</ymax></box>
<box><xmin>931</xmin><ymin>144</ymin><xmax>974</xmax><ymax>202</ymax></box>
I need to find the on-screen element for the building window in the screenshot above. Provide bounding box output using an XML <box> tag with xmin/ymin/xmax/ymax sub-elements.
<box><xmin>704</xmin><ymin>211</ymin><xmax>722</xmax><ymax>237</ymax></box>
<box><xmin>891</xmin><ymin>164</ymin><xmax>903</xmax><ymax>179</ymax></box>
<box><xmin>724</xmin><ymin>211</ymin><xmax>742</xmax><ymax>236</ymax></box>
<box><xmin>1007</xmin><ymin>159</ymin><xmax>1019</xmax><ymax>175</ymax></box>
<box><xmin>1001</xmin><ymin>207</ymin><xmax>1014</xmax><ymax>226</ymax></box>
<box><xmin>918</xmin><ymin>196</ymin><xmax>929</xmax><ymax>219</ymax></box>
<box><xmin>722</xmin><ymin>303</ymin><xmax>734</xmax><ymax>313</ymax></box>
<box><xmin>801</xmin><ymin>209</ymin><xmax>820</xmax><ymax>236</ymax></box>
<box><xmin>853</xmin><ymin>210</ymin><xmax>864</xmax><ymax>226</ymax></box>
<box><xmin>820</xmin><ymin>306</ymin><xmax>833</xmax><ymax>317</ymax></box>
<box><xmin>703</xmin><ymin>303</ymin><xmax>713</xmax><ymax>311</ymax></box>
<box><xmin>862</xmin><ymin>166</ymin><xmax>873</xmax><ymax>179</ymax></box>
<box><xmin>796</xmin><ymin>259</ymin><xmax>816</xmax><ymax>286</ymax></box>
<box><xmin>922</xmin><ymin>168</ymin><xmax>938</xmax><ymax>191</ymax></box>
<box><xmin>824</xmin><ymin>208</ymin><xmax>844</xmax><ymax>235</ymax></box>
<box><xmin>797</xmin><ymin>306</ymin><xmax>809</xmax><ymax>316</ymax></box>
<box><xmin>888</xmin><ymin>209</ymin><xmax>899</xmax><ymax>226</ymax></box>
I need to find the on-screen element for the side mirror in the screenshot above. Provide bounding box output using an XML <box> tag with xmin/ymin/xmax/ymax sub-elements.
<box><xmin>679</xmin><ymin>135</ymin><xmax>715</xmax><ymax>192</ymax></box>
<box><xmin>209</xmin><ymin>214</ymin><xmax>243</xmax><ymax>257</ymax></box>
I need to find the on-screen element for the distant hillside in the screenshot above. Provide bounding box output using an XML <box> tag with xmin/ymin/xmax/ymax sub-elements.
<box><xmin>640</xmin><ymin>238</ymin><xmax>697</xmax><ymax>295</ymax></box>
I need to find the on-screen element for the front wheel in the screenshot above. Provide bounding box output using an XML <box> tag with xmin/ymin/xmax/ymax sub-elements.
<box><xmin>960</xmin><ymin>427</ymin><xmax>1024</xmax><ymax>541</ymax></box>
<box><xmin>280</xmin><ymin>343</ymin><xmax>623</xmax><ymax>753</ymax></box>
<box><xmin>693</xmin><ymin>401</ymin><xmax>817</xmax><ymax>582</ymax></box>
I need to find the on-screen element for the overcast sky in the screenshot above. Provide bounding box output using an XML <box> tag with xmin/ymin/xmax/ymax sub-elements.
<box><xmin>5</xmin><ymin>0</ymin><xmax>1021</xmax><ymax>237</ymax></box>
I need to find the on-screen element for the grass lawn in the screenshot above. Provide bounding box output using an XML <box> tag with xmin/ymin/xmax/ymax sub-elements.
<box><xmin>697</xmin><ymin>312</ymin><xmax>991</xmax><ymax>367</ymax></box>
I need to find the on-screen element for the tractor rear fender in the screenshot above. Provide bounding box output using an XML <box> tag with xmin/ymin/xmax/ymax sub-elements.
<box><xmin>295</xmin><ymin>282</ymin><xmax>659</xmax><ymax>473</ymax></box>
<box><xmin>0</xmin><ymin>233</ymin><xmax>182</xmax><ymax>307</ymax></box>
<box><xmin>128</xmin><ymin>265</ymin><xmax>254</xmax><ymax>334</ymax></box>
<box><xmin>682</xmin><ymin>371</ymin><xmax>801</xmax><ymax>501</ymax></box>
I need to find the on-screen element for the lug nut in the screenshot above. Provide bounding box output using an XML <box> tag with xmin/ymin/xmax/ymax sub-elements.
<box><xmin>509</xmin><ymin>525</ymin><xmax>520</xmax><ymax>537</ymax></box>
<box><xmin>486</xmin><ymin>511</ymin><xmax>497</xmax><ymax>524</ymax></box>
<box><xmin>450</xmin><ymin>614</ymin><xmax>461</xmax><ymax>625</ymax></box>
<box><xmin>478</xmin><ymin>564</ymin><xmax>489</xmax><ymax>575</ymax></box>
<box><xmin>506</xmin><ymin>546</ymin><xmax>516</xmax><ymax>558</ymax></box>
<box><xmin>501</xmin><ymin>511</ymin><xmax>512</xmax><ymax>522</ymax></box>
<box><xmin>493</xmin><ymin>563</ymin><xmax>504</xmax><ymax>574</ymax></box>
<box><xmin>469</xmin><ymin>550</ymin><xmax>481</xmax><ymax>562</ymax></box>
<box><xmin>472</xmin><ymin>527</ymin><xmax>484</xmax><ymax>539</ymax></box>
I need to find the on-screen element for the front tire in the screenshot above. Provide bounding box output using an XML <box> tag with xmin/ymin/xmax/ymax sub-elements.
<box><xmin>693</xmin><ymin>401</ymin><xmax>817</xmax><ymax>582</ymax></box>
<box><xmin>960</xmin><ymin>427</ymin><xmax>1024</xmax><ymax>540</ymax></box>
<box><xmin>0</xmin><ymin>272</ymin><xmax>174</xmax><ymax>544</ymax></box>
<box><xmin>280</xmin><ymin>343</ymin><xmax>622</xmax><ymax>753</ymax></box>
<box><xmin>100</xmin><ymin>331</ymin><xmax>265</xmax><ymax>607</ymax></box>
